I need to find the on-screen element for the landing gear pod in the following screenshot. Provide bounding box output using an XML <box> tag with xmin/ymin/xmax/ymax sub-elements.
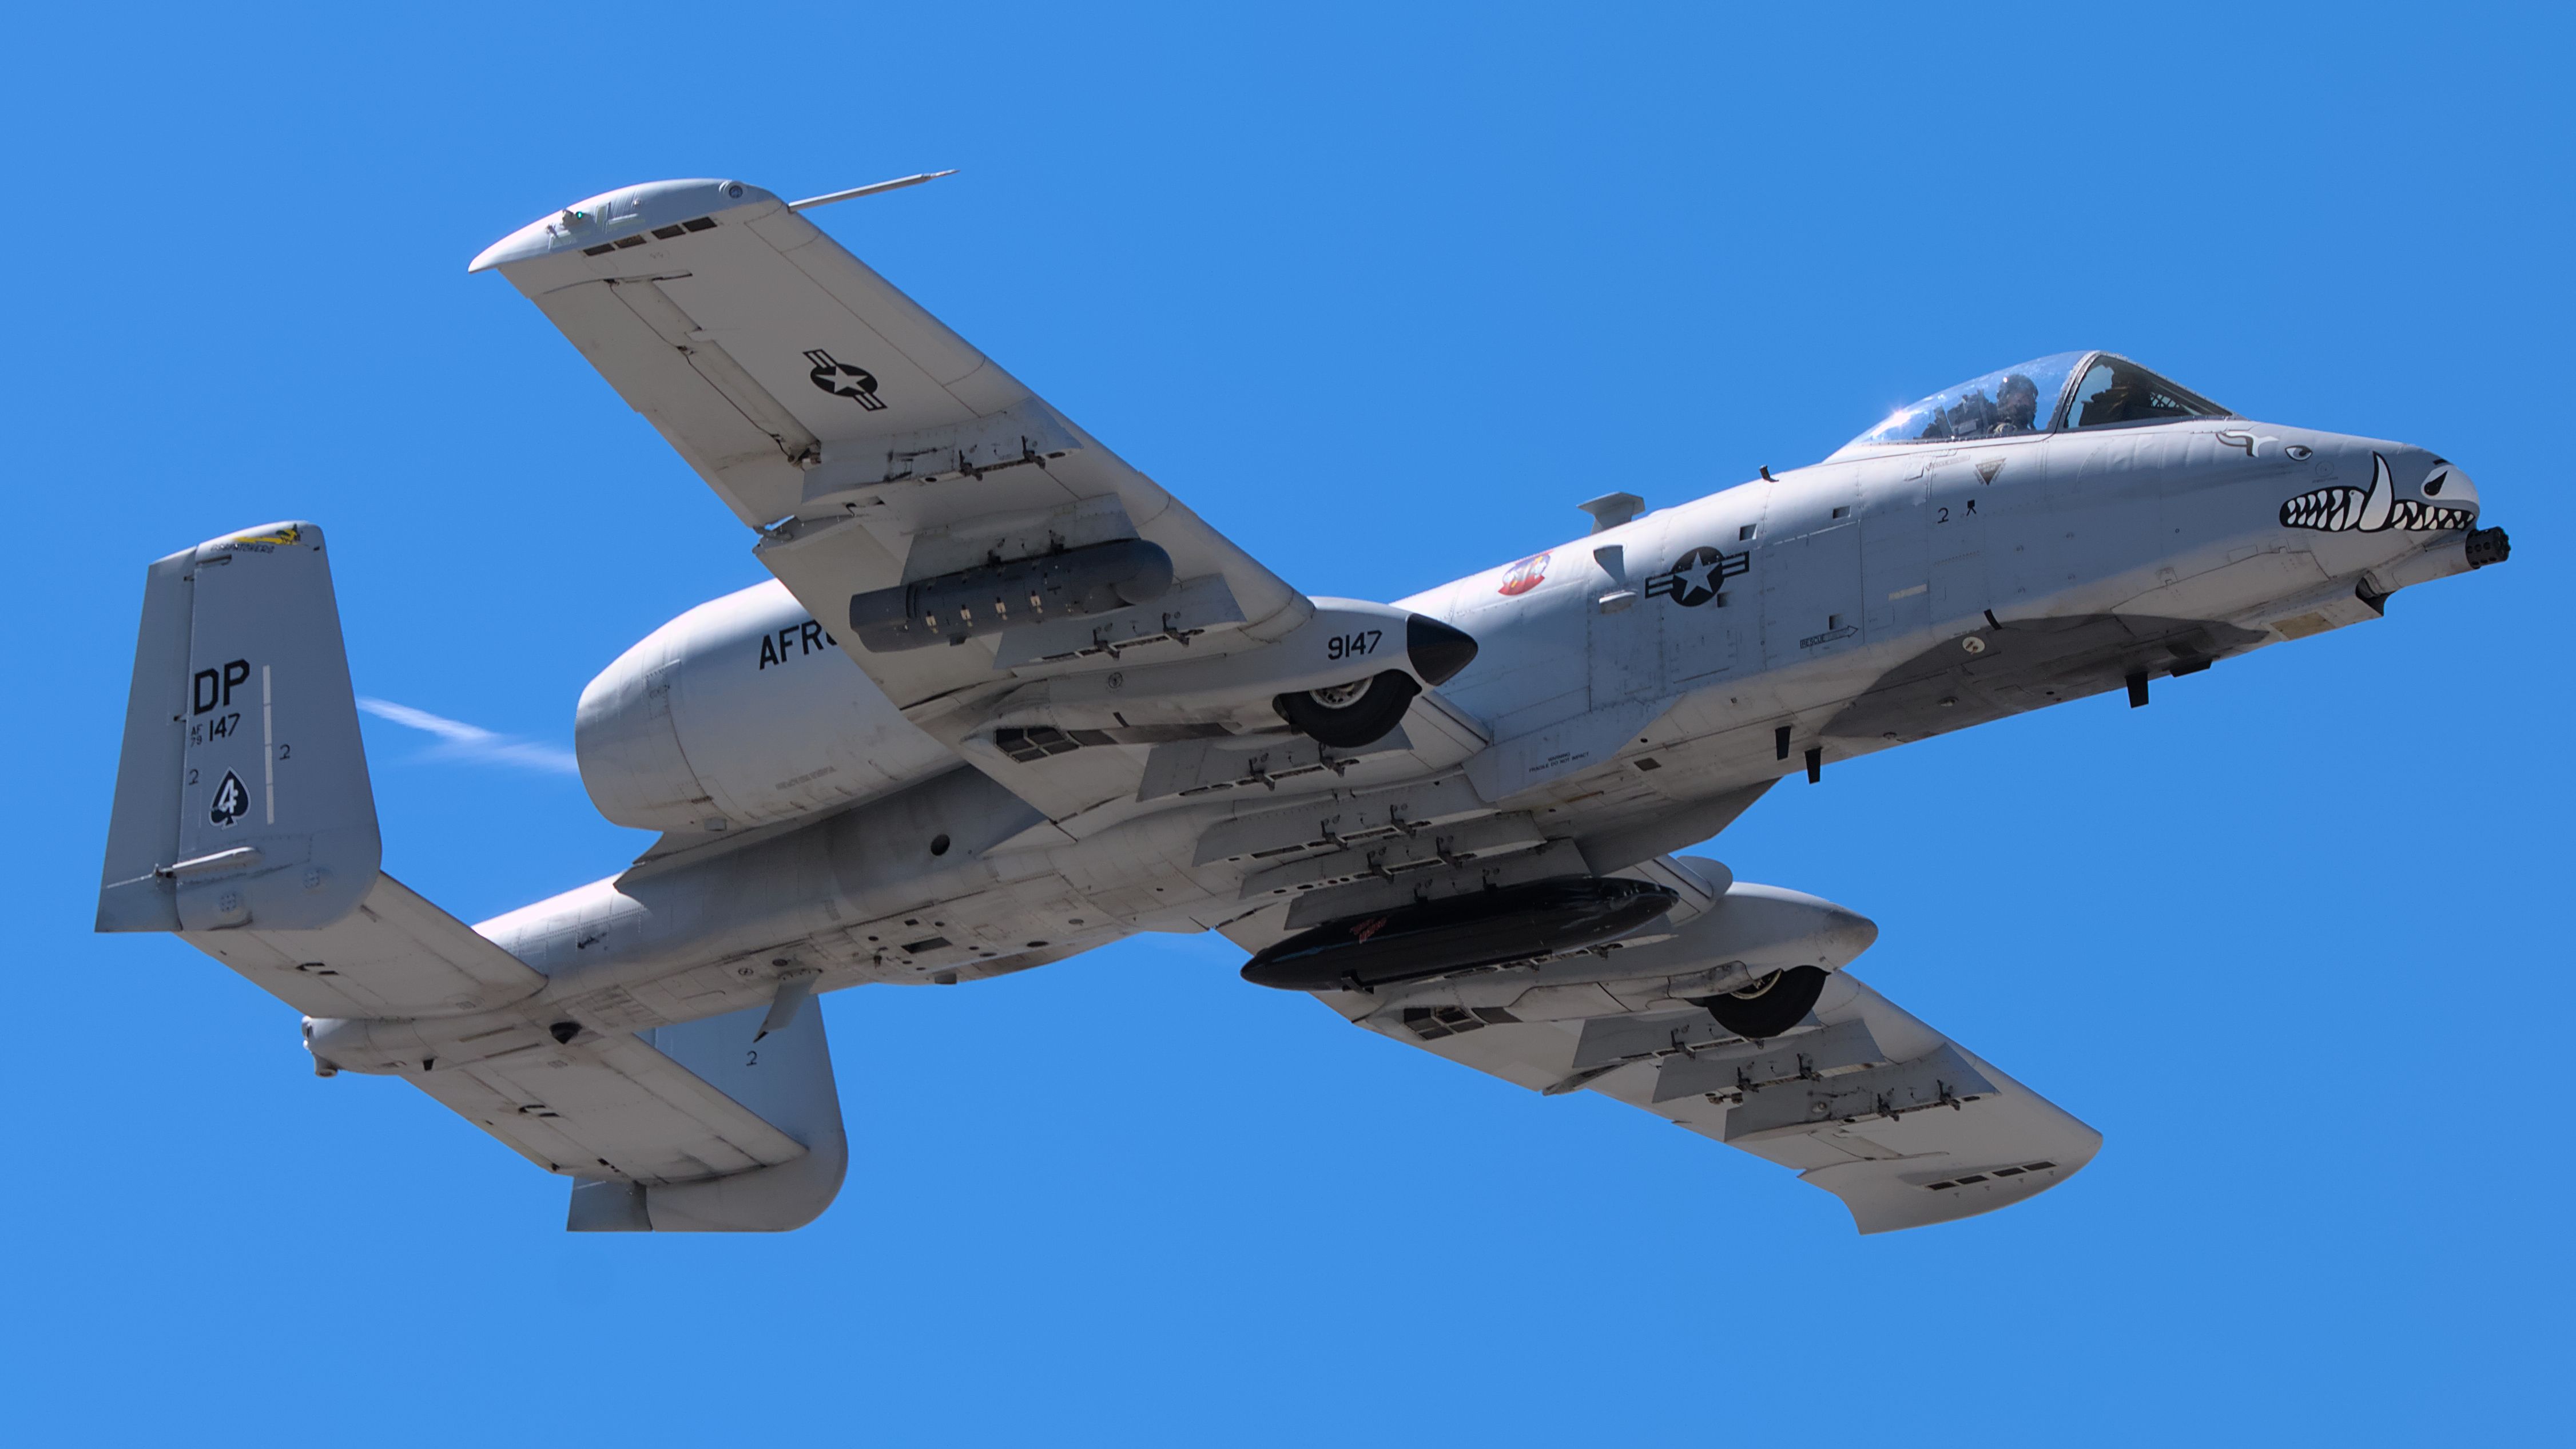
<box><xmin>1271</xmin><ymin>613</ymin><xmax>1477</xmax><ymax>748</ymax></box>
<box><xmin>1242</xmin><ymin>876</ymin><xmax>1679</xmax><ymax>991</ymax></box>
<box><xmin>1275</xmin><ymin>669</ymin><xmax>1420</xmax><ymax>747</ymax></box>
<box><xmin>848</xmin><ymin>538</ymin><xmax>1174</xmax><ymax>652</ymax></box>
<box><xmin>1692</xmin><ymin>966</ymin><xmax>1830</xmax><ymax>1040</ymax></box>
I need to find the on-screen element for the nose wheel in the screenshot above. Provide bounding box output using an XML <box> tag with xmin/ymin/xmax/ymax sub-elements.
<box><xmin>1691</xmin><ymin>966</ymin><xmax>1829</xmax><ymax>1040</ymax></box>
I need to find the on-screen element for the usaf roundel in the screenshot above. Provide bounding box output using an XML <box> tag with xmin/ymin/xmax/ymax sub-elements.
<box><xmin>1645</xmin><ymin>545</ymin><xmax>1750</xmax><ymax>608</ymax></box>
<box><xmin>804</xmin><ymin>348</ymin><xmax>887</xmax><ymax>411</ymax></box>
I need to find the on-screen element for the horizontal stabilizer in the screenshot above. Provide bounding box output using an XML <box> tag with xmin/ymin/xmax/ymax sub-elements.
<box><xmin>177</xmin><ymin>864</ymin><xmax>841</xmax><ymax>1230</ymax></box>
<box><xmin>407</xmin><ymin>997</ymin><xmax>848</xmax><ymax>1233</ymax></box>
<box><xmin>188</xmin><ymin>871</ymin><xmax>544</xmax><ymax>1020</ymax></box>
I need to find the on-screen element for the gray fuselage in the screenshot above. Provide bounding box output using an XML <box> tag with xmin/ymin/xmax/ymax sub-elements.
<box><xmin>446</xmin><ymin>412</ymin><xmax>2480</xmax><ymax>1046</ymax></box>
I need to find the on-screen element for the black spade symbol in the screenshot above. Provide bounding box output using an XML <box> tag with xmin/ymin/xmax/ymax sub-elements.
<box><xmin>210</xmin><ymin>770</ymin><xmax>249</xmax><ymax>828</ymax></box>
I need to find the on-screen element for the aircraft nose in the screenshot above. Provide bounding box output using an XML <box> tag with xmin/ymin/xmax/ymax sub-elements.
<box><xmin>2278</xmin><ymin>446</ymin><xmax>2480</xmax><ymax>535</ymax></box>
<box><xmin>2274</xmin><ymin>440</ymin><xmax>2512</xmax><ymax>587</ymax></box>
<box><xmin>2421</xmin><ymin>458</ymin><xmax>2480</xmax><ymax>515</ymax></box>
<box><xmin>2413</xmin><ymin>456</ymin><xmax>2510</xmax><ymax>568</ymax></box>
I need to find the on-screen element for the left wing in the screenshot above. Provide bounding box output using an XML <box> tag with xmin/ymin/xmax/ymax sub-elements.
<box><xmin>474</xmin><ymin>179</ymin><xmax>1444</xmax><ymax>825</ymax></box>
<box><xmin>1250</xmin><ymin>857</ymin><xmax>2102</xmax><ymax>1234</ymax></box>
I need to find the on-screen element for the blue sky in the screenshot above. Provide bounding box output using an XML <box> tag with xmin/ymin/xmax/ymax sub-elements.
<box><xmin>6</xmin><ymin>3</ymin><xmax>2569</xmax><ymax>1443</ymax></box>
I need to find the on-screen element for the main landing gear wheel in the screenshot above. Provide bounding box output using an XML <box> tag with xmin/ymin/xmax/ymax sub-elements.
<box><xmin>1274</xmin><ymin>669</ymin><xmax>1421</xmax><ymax>749</ymax></box>
<box><xmin>1692</xmin><ymin>965</ymin><xmax>1828</xmax><ymax>1040</ymax></box>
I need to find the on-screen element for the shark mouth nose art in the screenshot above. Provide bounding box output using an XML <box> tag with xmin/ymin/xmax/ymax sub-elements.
<box><xmin>2281</xmin><ymin>452</ymin><xmax>2476</xmax><ymax>533</ymax></box>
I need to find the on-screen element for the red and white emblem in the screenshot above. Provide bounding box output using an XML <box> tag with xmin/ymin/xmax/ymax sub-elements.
<box><xmin>1496</xmin><ymin>551</ymin><xmax>1551</xmax><ymax>597</ymax></box>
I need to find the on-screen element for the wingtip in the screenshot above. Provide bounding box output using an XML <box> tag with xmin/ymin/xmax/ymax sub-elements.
<box><xmin>467</xmin><ymin>178</ymin><xmax>782</xmax><ymax>273</ymax></box>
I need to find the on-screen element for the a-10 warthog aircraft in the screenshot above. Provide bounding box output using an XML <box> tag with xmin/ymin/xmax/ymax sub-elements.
<box><xmin>99</xmin><ymin>177</ymin><xmax>2509</xmax><ymax>1234</ymax></box>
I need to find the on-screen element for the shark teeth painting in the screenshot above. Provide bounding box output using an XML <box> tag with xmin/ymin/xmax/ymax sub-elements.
<box><xmin>2281</xmin><ymin>451</ymin><xmax>2477</xmax><ymax>533</ymax></box>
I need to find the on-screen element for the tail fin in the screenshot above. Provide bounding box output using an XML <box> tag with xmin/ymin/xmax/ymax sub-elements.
<box><xmin>100</xmin><ymin>523</ymin><xmax>850</xmax><ymax>1232</ymax></box>
<box><xmin>98</xmin><ymin>521</ymin><xmax>380</xmax><ymax>933</ymax></box>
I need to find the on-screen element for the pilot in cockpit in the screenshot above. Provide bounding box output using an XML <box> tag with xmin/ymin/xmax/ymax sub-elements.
<box><xmin>1923</xmin><ymin>372</ymin><xmax>2041</xmax><ymax>439</ymax></box>
<box><xmin>1845</xmin><ymin>352</ymin><xmax>2231</xmax><ymax>457</ymax></box>
<box><xmin>1990</xmin><ymin>374</ymin><xmax>2040</xmax><ymax>435</ymax></box>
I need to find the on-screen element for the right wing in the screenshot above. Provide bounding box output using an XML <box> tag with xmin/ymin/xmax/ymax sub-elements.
<box><xmin>472</xmin><ymin>179</ymin><xmax>1409</xmax><ymax>826</ymax></box>
<box><xmin>466</xmin><ymin>178</ymin><xmax>1305</xmax><ymax>646</ymax></box>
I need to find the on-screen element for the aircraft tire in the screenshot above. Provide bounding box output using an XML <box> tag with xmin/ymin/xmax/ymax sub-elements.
<box><xmin>1274</xmin><ymin>669</ymin><xmax>1421</xmax><ymax>749</ymax></box>
<box><xmin>1694</xmin><ymin>966</ymin><xmax>1829</xmax><ymax>1040</ymax></box>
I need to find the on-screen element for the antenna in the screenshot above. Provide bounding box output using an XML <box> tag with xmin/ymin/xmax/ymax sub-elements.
<box><xmin>788</xmin><ymin>170</ymin><xmax>959</xmax><ymax>212</ymax></box>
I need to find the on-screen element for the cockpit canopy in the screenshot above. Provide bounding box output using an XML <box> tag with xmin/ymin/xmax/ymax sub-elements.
<box><xmin>1838</xmin><ymin>351</ymin><xmax>2231</xmax><ymax>454</ymax></box>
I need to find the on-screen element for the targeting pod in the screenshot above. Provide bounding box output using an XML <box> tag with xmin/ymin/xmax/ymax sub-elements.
<box><xmin>1242</xmin><ymin>876</ymin><xmax>1680</xmax><ymax>992</ymax></box>
<box><xmin>849</xmin><ymin>538</ymin><xmax>1175</xmax><ymax>652</ymax></box>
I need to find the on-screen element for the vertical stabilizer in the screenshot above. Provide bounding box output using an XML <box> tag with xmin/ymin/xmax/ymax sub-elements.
<box><xmin>97</xmin><ymin>522</ymin><xmax>381</xmax><ymax>933</ymax></box>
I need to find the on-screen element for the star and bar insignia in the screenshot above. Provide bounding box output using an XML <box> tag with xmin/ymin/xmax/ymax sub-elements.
<box><xmin>1643</xmin><ymin>545</ymin><xmax>1750</xmax><ymax>608</ymax></box>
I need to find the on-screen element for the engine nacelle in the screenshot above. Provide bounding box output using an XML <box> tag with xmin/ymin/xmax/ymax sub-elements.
<box><xmin>577</xmin><ymin>581</ymin><xmax>956</xmax><ymax>835</ymax></box>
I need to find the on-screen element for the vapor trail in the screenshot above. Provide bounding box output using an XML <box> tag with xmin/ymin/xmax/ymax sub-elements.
<box><xmin>357</xmin><ymin>698</ymin><xmax>580</xmax><ymax>776</ymax></box>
